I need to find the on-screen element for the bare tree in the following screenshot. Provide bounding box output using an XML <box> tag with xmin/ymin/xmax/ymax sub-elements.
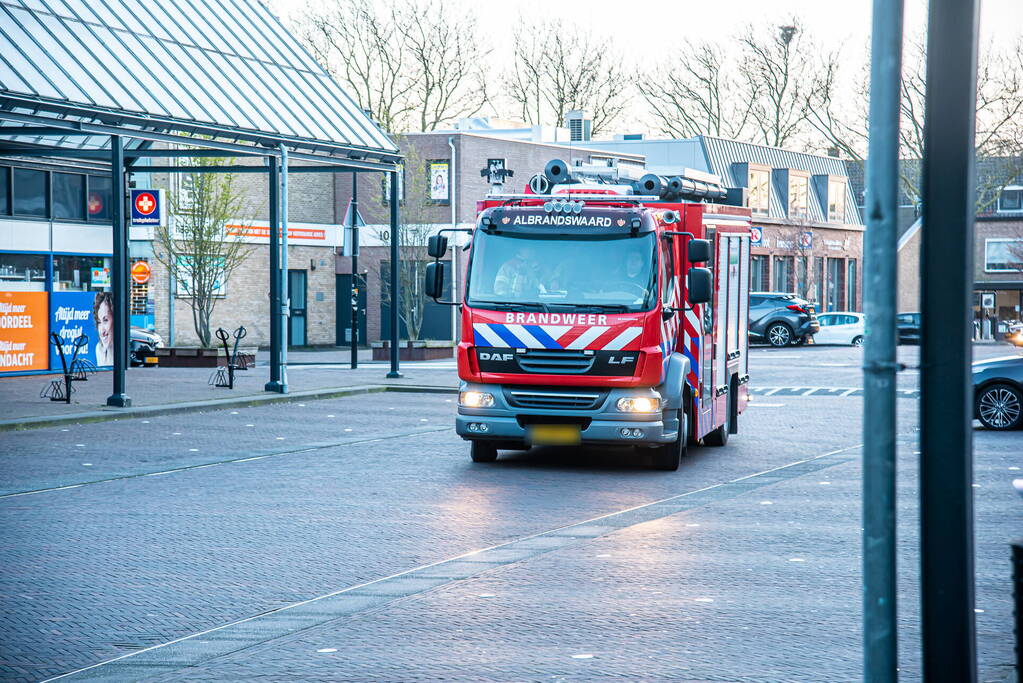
<box><xmin>503</xmin><ymin>18</ymin><xmax>630</xmax><ymax>136</ymax></box>
<box><xmin>154</xmin><ymin>158</ymin><xmax>252</xmax><ymax>347</ymax></box>
<box><xmin>808</xmin><ymin>36</ymin><xmax>1023</xmax><ymax>209</ymax></box>
<box><xmin>738</xmin><ymin>20</ymin><xmax>834</xmax><ymax>148</ymax></box>
<box><xmin>296</xmin><ymin>0</ymin><xmax>489</xmax><ymax>133</ymax></box>
<box><xmin>638</xmin><ymin>42</ymin><xmax>756</xmax><ymax>139</ymax></box>
<box><xmin>371</xmin><ymin>142</ymin><xmax>434</xmax><ymax>341</ymax></box>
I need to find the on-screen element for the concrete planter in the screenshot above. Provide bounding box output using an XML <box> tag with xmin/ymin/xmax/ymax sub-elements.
<box><xmin>371</xmin><ymin>340</ymin><xmax>454</xmax><ymax>361</ymax></box>
<box><xmin>155</xmin><ymin>347</ymin><xmax>256</xmax><ymax>368</ymax></box>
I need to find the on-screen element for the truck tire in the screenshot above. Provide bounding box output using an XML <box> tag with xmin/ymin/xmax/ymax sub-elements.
<box><xmin>651</xmin><ymin>407</ymin><xmax>687</xmax><ymax>471</ymax></box>
<box><xmin>470</xmin><ymin>440</ymin><xmax>498</xmax><ymax>463</ymax></box>
<box><xmin>766</xmin><ymin>322</ymin><xmax>793</xmax><ymax>347</ymax></box>
<box><xmin>704</xmin><ymin>391</ymin><xmax>731</xmax><ymax>447</ymax></box>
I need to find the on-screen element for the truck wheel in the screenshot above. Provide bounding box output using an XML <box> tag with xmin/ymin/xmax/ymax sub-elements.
<box><xmin>704</xmin><ymin>392</ymin><xmax>731</xmax><ymax>447</ymax></box>
<box><xmin>652</xmin><ymin>408</ymin><xmax>687</xmax><ymax>471</ymax></box>
<box><xmin>766</xmin><ymin>322</ymin><xmax>793</xmax><ymax>347</ymax></box>
<box><xmin>470</xmin><ymin>440</ymin><xmax>498</xmax><ymax>463</ymax></box>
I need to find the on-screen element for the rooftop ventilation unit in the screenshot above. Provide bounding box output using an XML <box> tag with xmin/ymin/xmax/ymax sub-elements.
<box><xmin>565</xmin><ymin>110</ymin><xmax>591</xmax><ymax>142</ymax></box>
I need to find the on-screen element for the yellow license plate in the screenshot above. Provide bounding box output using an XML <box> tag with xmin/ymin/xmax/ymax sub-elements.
<box><xmin>145</xmin><ymin>356</ymin><xmax>159</xmax><ymax>365</ymax></box>
<box><xmin>528</xmin><ymin>424</ymin><xmax>581</xmax><ymax>446</ymax></box>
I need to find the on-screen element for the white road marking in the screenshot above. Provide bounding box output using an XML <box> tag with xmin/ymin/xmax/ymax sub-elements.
<box><xmin>750</xmin><ymin>403</ymin><xmax>785</xmax><ymax>407</ymax></box>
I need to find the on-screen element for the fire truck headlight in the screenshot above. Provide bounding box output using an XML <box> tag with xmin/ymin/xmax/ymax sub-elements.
<box><xmin>460</xmin><ymin>391</ymin><xmax>495</xmax><ymax>408</ymax></box>
<box><xmin>616</xmin><ymin>397</ymin><xmax>660</xmax><ymax>413</ymax></box>
<box><xmin>544</xmin><ymin>201</ymin><xmax>554</xmax><ymax>213</ymax></box>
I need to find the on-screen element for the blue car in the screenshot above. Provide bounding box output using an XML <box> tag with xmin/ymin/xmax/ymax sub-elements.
<box><xmin>973</xmin><ymin>355</ymin><xmax>1023</xmax><ymax>430</ymax></box>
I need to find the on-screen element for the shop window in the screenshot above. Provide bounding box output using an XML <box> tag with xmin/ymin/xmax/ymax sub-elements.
<box><xmin>788</xmin><ymin>175</ymin><xmax>809</xmax><ymax>218</ymax></box>
<box><xmin>750</xmin><ymin>255</ymin><xmax>769</xmax><ymax>291</ymax></box>
<box><xmin>984</xmin><ymin>239</ymin><xmax>1023</xmax><ymax>272</ymax></box>
<box><xmin>87</xmin><ymin>175</ymin><xmax>112</xmax><ymax>221</ymax></box>
<box><xmin>54</xmin><ymin>256</ymin><xmax>112</xmax><ymax>292</ymax></box>
<box><xmin>814</xmin><ymin>257</ymin><xmax>825</xmax><ymax>309</ymax></box>
<box><xmin>828</xmin><ymin>179</ymin><xmax>847</xmax><ymax>222</ymax></box>
<box><xmin>847</xmin><ymin>259</ymin><xmax>857</xmax><ymax>311</ymax></box>
<box><xmin>749</xmin><ymin>168</ymin><xmax>770</xmax><ymax>215</ymax></box>
<box><xmin>997</xmin><ymin>187</ymin><xmax>1022</xmax><ymax>212</ymax></box>
<box><xmin>827</xmin><ymin>258</ymin><xmax>846</xmax><ymax>310</ymax></box>
<box><xmin>797</xmin><ymin>256</ymin><xmax>808</xmax><ymax>299</ymax></box>
<box><xmin>13</xmin><ymin>168</ymin><xmax>47</xmax><ymax>217</ymax></box>
<box><xmin>772</xmin><ymin>255</ymin><xmax>794</xmax><ymax>292</ymax></box>
<box><xmin>53</xmin><ymin>172</ymin><xmax>86</xmax><ymax>220</ymax></box>
<box><xmin>0</xmin><ymin>253</ymin><xmax>47</xmax><ymax>291</ymax></box>
<box><xmin>0</xmin><ymin>166</ymin><xmax>9</xmax><ymax>215</ymax></box>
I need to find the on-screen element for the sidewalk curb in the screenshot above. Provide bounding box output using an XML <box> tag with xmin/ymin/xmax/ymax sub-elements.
<box><xmin>0</xmin><ymin>383</ymin><xmax>458</xmax><ymax>432</ymax></box>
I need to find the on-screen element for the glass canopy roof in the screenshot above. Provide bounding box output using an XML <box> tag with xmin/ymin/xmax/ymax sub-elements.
<box><xmin>0</xmin><ymin>0</ymin><xmax>399</xmax><ymax>169</ymax></box>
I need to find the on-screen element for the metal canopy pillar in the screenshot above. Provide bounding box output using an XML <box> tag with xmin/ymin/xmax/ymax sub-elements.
<box><xmin>278</xmin><ymin>146</ymin><xmax>289</xmax><ymax>393</ymax></box>
<box><xmin>919</xmin><ymin>0</ymin><xmax>980</xmax><ymax>679</ymax></box>
<box><xmin>861</xmin><ymin>1</ymin><xmax>904</xmax><ymax>679</ymax></box>
<box><xmin>106</xmin><ymin>134</ymin><xmax>131</xmax><ymax>407</ymax></box>
<box><xmin>386</xmin><ymin>169</ymin><xmax>402</xmax><ymax>379</ymax></box>
<box><xmin>350</xmin><ymin>173</ymin><xmax>359</xmax><ymax>370</ymax></box>
<box><xmin>265</xmin><ymin>155</ymin><xmax>285</xmax><ymax>393</ymax></box>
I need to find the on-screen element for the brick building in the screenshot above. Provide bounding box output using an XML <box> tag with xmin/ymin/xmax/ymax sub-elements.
<box><xmin>336</xmin><ymin>132</ymin><xmax>643</xmax><ymax>344</ymax></box>
<box><xmin>583</xmin><ymin>136</ymin><xmax>864</xmax><ymax>311</ymax></box>
<box><xmin>848</xmin><ymin>156</ymin><xmax>1023</xmax><ymax>334</ymax></box>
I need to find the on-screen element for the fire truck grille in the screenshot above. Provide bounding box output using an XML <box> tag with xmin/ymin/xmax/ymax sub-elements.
<box><xmin>515</xmin><ymin>349</ymin><xmax>594</xmax><ymax>374</ymax></box>
<box><xmin>505</xmin><ymin>389</ymin><xmax>607</xmax><ymax>411</ymax></box>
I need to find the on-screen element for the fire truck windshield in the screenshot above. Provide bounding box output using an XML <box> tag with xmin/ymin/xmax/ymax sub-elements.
<box><xmin>466</xmin><ymin>231</ymin><xmax>657</xmax><ymax>312</ymax></box>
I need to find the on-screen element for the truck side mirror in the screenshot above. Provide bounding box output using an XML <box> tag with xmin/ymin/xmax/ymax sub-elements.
<box><xmin>424</xmin><ymin>261</ymin><xmax>446</xmax><ymax>300</ymax></box>
<box><xmin>688</xmin><ymin>267</ymin><xmax>712</xmax><ymax>304</ymax></box>
<box><xmin>686</xmin><ymin>238</ymin><xmax>711</xmax><ymax>263</ymax></box>
<box><xmin>427</xmin><ymin>234</ymin><xmax>448</xmax><ymax>259</ymax></box>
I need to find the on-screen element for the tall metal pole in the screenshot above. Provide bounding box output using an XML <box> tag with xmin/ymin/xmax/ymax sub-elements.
<box><xmin>920</xmin><ymin>0</ymin><xmax>979</xmax><ymax>678</ymax></box>
<box><xmin>386</xmin><ymin>169</ymin><xmax>402</xmax><ymax>378</ymax></box>
<box><xmin>350</xmin><ymin>172</ymin><xmax>359</xmax><ymax>369</ymax></box>
<box><xmin>278</xmin><ymin>145</ymin><xmax>289</xmax><ymax>393</ymax></box>
<box><xmin>862</xmin><ymin>1</ymin><xmax>903</xmax><ymax>679</ymax></box>
<box><xmin>106</xmin><ymin>134</ymin><xmax>131</xmax><ymax>407</ymax></box>
<box><xmin>265</xmin><ymin>155</ymin><xmax>284</xmax><ymax>393</ymax></box>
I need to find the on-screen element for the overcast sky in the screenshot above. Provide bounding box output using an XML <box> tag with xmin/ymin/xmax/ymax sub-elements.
<box><xmin>271</xmin><ymin>0</ymin><xmax>1022</xmax><ymax>139</ymax></box>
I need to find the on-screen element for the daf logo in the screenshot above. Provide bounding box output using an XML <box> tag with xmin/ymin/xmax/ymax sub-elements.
<box><xmin>479</xmin><ymin>352</ymin><xmax>514</xmax><ymax>362</ymax></box>
<box><xmin>608</xmin><ymin>355</ymin><xmax>636</xmax><ymax>365</ymax></box>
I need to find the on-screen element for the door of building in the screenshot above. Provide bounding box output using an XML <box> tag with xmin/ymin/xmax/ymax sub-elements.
<box><xmin>336</xmin><ymin>273</ymin><xmax>367</xmax><ymax>347</ymax></box>
<box><xmin>287</xmin><ymin>269</ymin><xmax>307</xmax><ymax>346</ymax></box>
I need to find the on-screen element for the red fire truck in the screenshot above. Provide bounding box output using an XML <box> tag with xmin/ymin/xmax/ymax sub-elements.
<box><xmin>424</xmin><ymin>159</ymin><xmax>752</xmax><ymax>470</ymax></box>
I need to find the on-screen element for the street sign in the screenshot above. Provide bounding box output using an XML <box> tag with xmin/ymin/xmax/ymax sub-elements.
<box><xmin>750</xmin><ymin>226</ymin><xmax>763</xmax><ymax>246</ymax></box>
<box><xmin>799</xmin><ymin>231</ymin><xmax>813</xmax><ymax>249</ymax></box>
<box><xmin>131</xmin><ymin>260</ymin><xmax>151</xmax><ymax>285</ymax></box>
<box><xmin>130</xmin><ymin>189</ymin><xmax>163</xmax><ymax>226</ymax></box>
<box><xmin>981</xmin><ymin>293</ymin><xmax>995</xmax><ymax>310</ymax></box>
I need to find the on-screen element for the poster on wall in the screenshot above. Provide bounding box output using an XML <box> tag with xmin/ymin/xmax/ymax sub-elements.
<box><xmin>0</xmin><ymin>292</ymin><xmax>49</xmax><ymax>372</ymax></box>
<box><xmin>429</xmin><ymin>161</ymin><xmax>449</xmax><ymax>201</ymax></box>
<box><xmin>50</xmin><ymin>291</ymin><xmax>114</xmax><ymax>369</ymax></box>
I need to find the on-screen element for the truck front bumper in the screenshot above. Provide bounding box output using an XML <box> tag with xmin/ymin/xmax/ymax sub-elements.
<box><xmin>455</xmin><ymin>382</ymin><xmax>677</xmax><ymax>447</ymax></box>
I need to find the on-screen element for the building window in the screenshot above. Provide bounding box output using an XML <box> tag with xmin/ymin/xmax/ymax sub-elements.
<box><xmin>0</xmin><ymin>253</ymin><xmax>47</xmax><ymax>292</ymax></box>
<box><xmin>827</xmin><ymin>257</ymin><xmax>846</xmax><ymax>310</ymax></box>
<box><xmin>984</xmin><ymin>239</ymin><xmax>1023</xmax><ymax>272</ymax></box>
<box><xmin>53</xmin><ymin>172</ymin><xmax>86</xmax><ymax>220</ymax></box>
<box><xmin>828</xmin><ymin>179</ymin><xmax>846</xmax><ymax>222</ymax></box>
<box><xmin>772</xmin><ymin>256</ymin><xmax>794</xmax><ymax>292</ymax></box>
<box><xmin>997</xmin><ymin>187</ymin><xmax>1022</xmax><ymax>212</ymax></box>
<box><xmin>789</xmin><ymin>175</ymin><xmax>808</xmax><ymax>218</ymax></box>
<box><xmin>54</xmin><ymin>255</ymin><xmax>112</xmax><ymax>292</ymax></box>
<box><xmin>750</xmin><ymin>255</ymin><xmax>769</xmax><ymax>290</ymax></box>
<box><xmin>797</xmin><ymin>255</ymin><xmax>808</xmax><ymax>299</ymax></box>
<box><xmin>814</xmin><ymin>257</ymin><xmax>825</xmax><ymax>309</ymax></box>
<box><xmin>749</xmin><ymin>168</ymin><xmax>770</xmax><ymax>215</ymax></box>
<box><xmin>13</xmin><ymin>168</ymin><xmax>47</xmax><ymax>217</ymax></box>
<box><xmin>88</xmin><ymin>175</ymin><xmax>112</xmax><ymax>221</ymax></box>
<box><xmin>428</xmin><ymin>160</ymin><xmax>450</xmax><ymax>203</ymax></box>
<box><xmin>382</xmin><ymin>164</ymin><xmax>405</xmax><ymax>205</ymax></box>
<box><xmin>0</xmin><ymin>167</ymin><xmax>9</xmax><ymax>215</ymax></box>
<box><xmin>847</xmin><ymin>259</ymin><xmax>857</xmax><ymax>311</ymax></box>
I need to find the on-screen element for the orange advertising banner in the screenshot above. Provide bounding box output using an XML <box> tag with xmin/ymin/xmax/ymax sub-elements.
<box><xmin>0</xmin><ymin>291</ymin><xmax>49</xmax><ymax>372</ymax></box>
<box><xmin>225</xmin><ymin>224</ymin><xmax>327</xmax><ymax>241</ymax></box>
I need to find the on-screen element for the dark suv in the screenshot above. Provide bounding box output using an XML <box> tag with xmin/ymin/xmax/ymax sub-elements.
<box><xmin>749</xmin><ymin>292</ymin><xmax>820</xmax><ymax>347</ymax></box>
<box><xmin>896</xmin><ymin>312</ymin><xmax>921</xmax><ymax>345</ymax></box>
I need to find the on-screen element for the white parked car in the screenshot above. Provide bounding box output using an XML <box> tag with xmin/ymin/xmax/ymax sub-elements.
<box><xmin>813</xmin><ymin>312</ymin><xmax>866</xmax><ymax>346</ymax></box>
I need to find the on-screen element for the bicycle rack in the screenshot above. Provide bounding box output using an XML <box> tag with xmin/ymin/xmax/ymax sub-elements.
<box><xmin>208</xmin><ymin>326</ymin><xmax>247</xmax><ymax>389</ymax></box>
<box><xmin>42</xmin><ymin>333</ymin><xmax>88</xmax><ymax>403</ymax></box>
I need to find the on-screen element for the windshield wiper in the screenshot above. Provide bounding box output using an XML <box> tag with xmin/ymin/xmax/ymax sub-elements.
<box><xmin>470</xmin><ymin>300</ymin><xmax>549</xmax><ymax>312</ymax></box>
<box><xmin>558</xmin><ymin>303</ymin><xmax>631</xmax><ymax>313</ymax></box>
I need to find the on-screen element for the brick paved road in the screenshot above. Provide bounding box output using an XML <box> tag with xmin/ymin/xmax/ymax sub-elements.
<box><xmin>0</xmin><ymin>346</ymin><xmax>1019</xmax><ymax>681</ymax></box>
